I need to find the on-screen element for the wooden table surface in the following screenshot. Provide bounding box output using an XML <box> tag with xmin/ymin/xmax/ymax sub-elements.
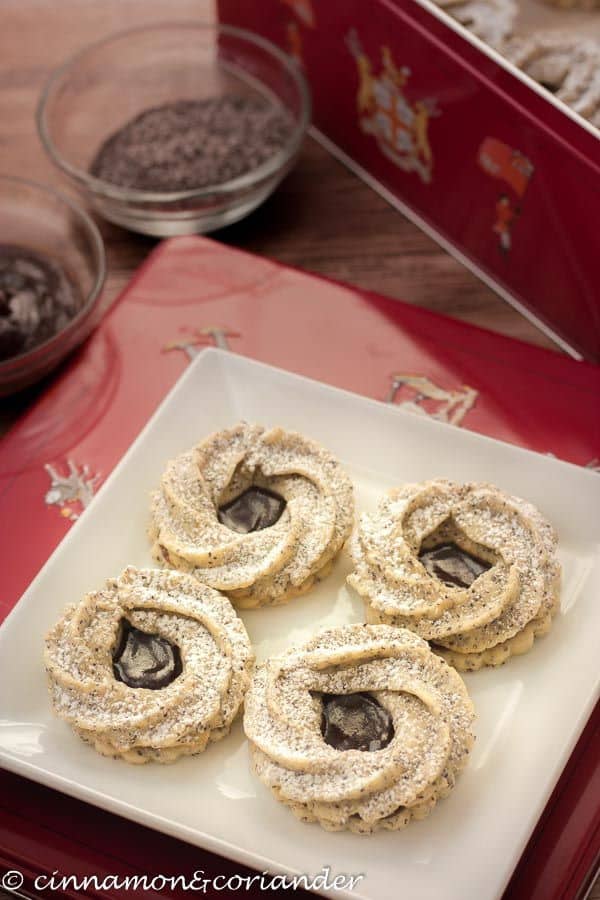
<box><xmin>0</xmin><ymin>0</ymin><xmax>563</xmax><ymax>425</ymax></box>
<box><xmin>1</xmin><ymin>2</ymin><xmax>597</xmax><ymax>899</ymax></box>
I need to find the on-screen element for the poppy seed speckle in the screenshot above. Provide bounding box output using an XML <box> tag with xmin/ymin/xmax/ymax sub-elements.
<box><xmin>89</xmin><ymin>96</ymin><xmax>295</xmax><ymax>192</ymax></box>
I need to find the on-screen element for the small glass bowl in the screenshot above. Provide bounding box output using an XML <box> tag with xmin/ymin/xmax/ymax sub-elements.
<box><xmin>37</xmin><ymin>22</ymin><xmax>311</xmax><ymax>236</ymax></box>
<box><xmin>0</xmin><ymin>176</ymin><xmax>106</xmax><ymax>396</ymax></box>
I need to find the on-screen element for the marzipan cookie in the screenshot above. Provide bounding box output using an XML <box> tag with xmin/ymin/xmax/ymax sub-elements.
<box><xmin>433</xmin><ymin>0</ymin><xmax>517</xmax><ymax>47</ymax></box>
<box><xmin>44</xmin><ymin>567</ymin><xmax>254</xmax><ymax>763</ymax></box>
<box><xmin>505</xmin><ymin>35</ymin><xmax>600</xmax><ymax>127</ymax></box>
<box><xmin>244</xmin><ymin>625</ymin><xmax>475</xmax><ymax>833</ymax></box>
<box><xmin>348</xmin><ymin>481</ymin><xmax>561</xmax><ymax>671</ymax></box>
<box><xmin>150</xmin><ymin>423</ymin><xmax>354</xmax><ymax>608</ymax></box>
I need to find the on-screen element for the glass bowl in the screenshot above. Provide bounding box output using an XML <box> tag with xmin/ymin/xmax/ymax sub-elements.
<box><xmin>0</xmin><ymin>176</ymin><xmax>106</xmax><ymax>397</ymax></box>
<box><xmin>37</xmin><ymin>22</ymin><xmax>311</xmax><ymax>236</ymax></box>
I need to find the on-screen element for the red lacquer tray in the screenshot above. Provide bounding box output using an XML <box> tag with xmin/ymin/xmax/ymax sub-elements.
<box><xmin>0</xmin><ymin>236</ymin><xmax>598</xmax><ymax>899</ymax></box>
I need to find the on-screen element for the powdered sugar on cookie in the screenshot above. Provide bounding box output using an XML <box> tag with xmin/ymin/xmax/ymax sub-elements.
<box><xmin>44</xmin><ymin>567</ymin><xmax>254</xmax><ymax>763</ymax></box>
<box><xmin>348</xmin><ymin>481</ymin><xmax>561</xmax><ymax>671</ymax></box>
<box><xmin>149</xmin><ymin>424</ymin><xmax>354</xmax><ymax>608</ymax></box>
<box><xmin>244</xmin><ymin>624</ymin><xmax>475</xmax><ymax>833</ymax></box>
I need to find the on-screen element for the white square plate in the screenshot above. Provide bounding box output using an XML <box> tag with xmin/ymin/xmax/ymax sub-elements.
<box><xmin>1</xmin><ymin>349</ymin><xmax>599</xmax><ymax>900</ymax></box>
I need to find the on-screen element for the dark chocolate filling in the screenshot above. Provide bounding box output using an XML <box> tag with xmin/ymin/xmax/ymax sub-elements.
<box><xmin>419</xmin><ymin>542</ymin><xmax>491</xmax><ymax>589</ymax></box>
<box><xmin>112</xmin><ymin>620</ymin><xmax>182</xmax><ymax>690</ymax></box>
<box><xmin>320</xmin><ymin>692</ymin><xmax>394</xmax><ymax>752</ymax></box>
<box><xmin>218</xmin><ymin>486</ymin><xmax>286</xmax><ymax>534</ymax></box>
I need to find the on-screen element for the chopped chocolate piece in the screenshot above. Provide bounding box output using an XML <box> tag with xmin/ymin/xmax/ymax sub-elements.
<box><xmin>419</xmin><ymin>542</ymin><xmax>491</xmax><ymax>588</ymax></box>
<box><xmin>112</xmin><ymin>620</ymin><xmax>182</xmax><ymax>690</ymax></box>
<box><xmin>89</xmin><ymin>96</ymin><xmax>295</xmax><ymax>193</ymax></box>
<box><xmin>0</xmin><ymin>244</ymin><xmax>82</xmax><ymax>361</ymax></box>
<box><xmin>320</xmin><ymin>692</ymin><xmax>394</xmax><ymax>752</ymax></box>
<box><xmin>218</xmin><ymin>486</ymin><xmax>286</xmax><ymax>534</ymax></box>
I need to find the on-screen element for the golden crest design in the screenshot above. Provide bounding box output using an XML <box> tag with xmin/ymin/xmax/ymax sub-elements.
<box><xmin>347</xmin><ymin>29</ymin><xmax>440</xmax><ymax>184</ymax></box>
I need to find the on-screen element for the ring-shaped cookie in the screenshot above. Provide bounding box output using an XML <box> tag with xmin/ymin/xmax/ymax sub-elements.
<box><xmin>149</xmin><ymin>423</ymin><xmax>354</xmax><ymax>608</ymax></box>
<box><xmin>244</xmin><ymin>624</ymin><xmax>475</xmax><ymax>833</ymax></box>
<box><xmin>44</xmin><ymin>567</ymin><xmax>254</xmax><ymax>763</ymax></box>
<box><xmin>505</xmin><ymin>35</ymin><xmax>600</xmax><ymax>127</ymax></box>
<box><xmin>348</xmin><ymin>481</ymin><xmax>561</xmax><ymax>671</ymax></box>
<box><xmin>433</xmin><ymin>0</ymin><xmax>516</xmax><ymax>47</ymax></box>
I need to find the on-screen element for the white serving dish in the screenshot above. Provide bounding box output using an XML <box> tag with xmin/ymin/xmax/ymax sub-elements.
<box><xmin>0</xmin><ymin>348</ymin><xmax>598</xmax><ymax>900</ymax></box>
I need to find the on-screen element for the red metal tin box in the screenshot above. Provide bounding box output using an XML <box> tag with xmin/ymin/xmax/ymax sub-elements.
<box><xmin>218</xmin><ymin>0</ymin><xmax>600</xmax><ymax>361</ymax></box>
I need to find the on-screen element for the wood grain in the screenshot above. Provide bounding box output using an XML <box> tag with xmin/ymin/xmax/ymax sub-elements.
<box><xmin>0</xmin><ymin>0</ymin><xmax>562</xmax><ymax>428</ymax></box>
<box><xmin>0</xmin><ymin>2</ymin><xmax>597</xmax><ymax>898</ymax></box>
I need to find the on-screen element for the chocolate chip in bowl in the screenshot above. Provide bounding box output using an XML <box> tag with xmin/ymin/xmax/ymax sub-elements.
<box><xmin>0</xmin><ymin>244</ymin><xmax>83</xmax><ymax>362</ymax></box>
<box><xmin>37</xmin><ymin>23</ymin><xmax>310</xmax><ymax>236</ymax></box>
<box><xmin>0</xmin><ymin>176</ymin><xmax>105</xmax><ymax>396</ymax></box>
